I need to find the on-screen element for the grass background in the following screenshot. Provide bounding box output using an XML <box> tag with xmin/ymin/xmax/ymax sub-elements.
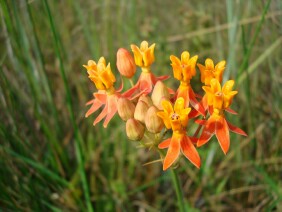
<box><xmin>1</xmin><ymin>0</ymin><xmax>282</xmax><ymax>211</ymax></box>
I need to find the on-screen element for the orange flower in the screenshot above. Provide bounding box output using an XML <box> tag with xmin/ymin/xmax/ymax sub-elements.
<box><xmin>197</xmin><ymin>79</ymin><xmax>247</xmax><ymax>154</ymax></box>
<box><xmin>170</xmin><ymin>51</ymin><xmax>205</xmax><ymax>115</ymax></box>
<box><xmin>123</xmin><ymin>41</ymin><xmax>170</xmax><ymax>98</ymax></box>
<box><xmin>84</xmin><ymin>58</ymin><xmax>122</xmax><ymax>128</ymax></box>
<box><xmin>83</xmin><ymin>57</ymin><xmax>116</xmax><ymax>90</ymax></box>
<box><xmin>157</xmin><ymin>98</ymin><xmax>201</xmax><ymax>170</ymax></box>
<box><xmin>203</xmin><ymin>79</ymin><xmax>237</xmax><ymax>110</ymax></box>
<box><xmin>197</xmin><ymin>59</ymin><xmax>226</xmax><ymax>86</ymax></box>
<box><xmin>170</xmin><ymin>51</ymin><xmax>198</xmax><ymax>82</ymax></box>
<box><xmin>131</xmin><ymin>41</ymin><xmax>155</xmax><ymax>68</ymax></box>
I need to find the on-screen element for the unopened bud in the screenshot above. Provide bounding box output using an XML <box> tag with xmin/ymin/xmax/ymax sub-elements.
<box><xmin>134</xmin><ymin>100</ymin><xmax>149</xmax><ymax>123</ymax></box>
<box><xmin>145</xmin><ymin>106</ymin><xmax>164</xmax><ymax>133</ymax></box>
<box><xmin>151</xmin><ymin>81</ymin><xmax>170</xmax><ymax>109</ymax></box>
<box><xmin>138</xmin><ymin>95</ymin><xmax>153</xmax><ymax>107</ymax></box>
<box><xmin>126</xmin><ymin>118</ymin><xmax>145</xmax><ymax>141</ymax></box>
<box><xmin>116</xmin><ymin>48</ymin><xmax>136</xmax><ymax>78</ymax></box>
<box><xmin>117</xmin><ymin>98</ymin><xmax>135</xmax><ymax>121</ymax></box>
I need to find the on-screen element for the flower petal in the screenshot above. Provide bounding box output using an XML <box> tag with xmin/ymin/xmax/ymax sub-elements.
<box><xmin>181</xmin><ymin>136</ymin><xmax>201</xmax><ymax>168</ymax></box>
<box><xmin>227</xmin><ymin>121</ymin><xmax>248</xmax><ymax>136</ymax></box>
<box><xmin>197</xmin><ymin>116</ymin><xmax>216</xmax><ymax>147</ymax></box>
<box><xmin>215</xmin><ymin>116</ymin><xmax>230</xmax><ymax>154</ymax></box>
<box><xmin>158</xmin><ymin>138</ymin><xmax>171</xmax><ymax>149</ymax></box>
<box><xmin>103</xmin><ymin>107</ymin><xmax>117</xmax><ymax>128</ymax></box>
<box><xmin>131</xmin><ymin>44</ymin><xmax>143</xmax><ymax>66</ymax></box>
<box><xmin>94</xmin><ymin>93</ymin><xmax>107</xmax><ymax>103</ymax></box>
<box><xmin>225</xmin><ymin>107</ymin><xmax>238</xmax><ymax>115</ymax></box>
<box><xmin>189</xmin><ymin>87</ymin><xmax>205</xmax><ymax>116</ymax></box>
<box><xmin>85</xmin><ymin>100</ymin><xmax>104</xmax><ymax>117</ymax></box>
<box><xmin>163</xmin><ymin>135</ymin><xmax>181</xmax><ymax>170</ymax></box>
<box><xmin>161</xmin><ymin>100</ymin><xmax>173</xmax><ymax>115</ymax></box>
<box><xmin>174</xmin><ymin>97</ymin><xmax>185</xmax><ymax>114</ymax></box>
<box><xmin>93</xmin><ymin>105</ymin><xmax>108</xmax><ymax>126</ymax></box>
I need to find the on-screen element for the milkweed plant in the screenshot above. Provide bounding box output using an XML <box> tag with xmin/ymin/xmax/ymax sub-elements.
<box><xmin>83</xmin><ymin>41</ymin><xmax>247</xmax><ymax>171</ymax></box>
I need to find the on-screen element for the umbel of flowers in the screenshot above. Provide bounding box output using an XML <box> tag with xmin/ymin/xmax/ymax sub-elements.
<box><xmin>83</xmin><ymin>41</ymin><xmax>247</xmax><ymax>171</ymax></box>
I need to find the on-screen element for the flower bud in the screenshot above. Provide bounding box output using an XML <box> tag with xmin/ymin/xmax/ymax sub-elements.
<box><xmin>151</xmin><ymin>81</ymin><xmax>170</xmax><ymax>109</ymax></box>
<box><xmin>116</xmin><ymin>48</ymin><xmax>136</xmax><ymax>78</ymax></box>
<box><xmin>117</xmin><ymin>98</ymin><xmax>135</xmax><ymax>121</ymax></box>
<box><xmin>138</xmin><ymin>95</ymin><xmax>153</xmax><ymax>107</ymax></box>
<box><xmin>134</xmin><ymin>100</ymin><xmax>149</xmax><ymax>124</ymax></box>
<box><xmin>126</xmin><ymin>118</ymin><xmax>145</xmax><ymax>141</ymax></box>
<box><xmin>145</xmin><ymin>106</ymin><xmax>164</xmax><ymax>133</ymax></box>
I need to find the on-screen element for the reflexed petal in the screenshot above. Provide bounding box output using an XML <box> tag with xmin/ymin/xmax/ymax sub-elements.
<box><xmin>189</xmin><ymin>137</ymin><xmax>198</xmax><ymax>144</ymax></box>
<box><xmin>94</xmin><ymin>93</ymin><xmax>107</xmax><ymax>103</ymax></box>
<box><xmin>225</xmin><ymin>107</ymin><xmax>238</xmax><ymax>115</ymax></box>
<box><xmin>189</xmin><ymin>87</ymin><xmax>205</xmax><ymax>116</ymax></box>
<box><xmin>103</xmin><ymin>107</ymin><xmax>117</xmax><ymax>128</ymax></box>
<box><xmin>197</xmin><ymin>116</ymin><xmax>216</xmax><ymax>147</ymax></box>
<box><xmin>195</xmin><ymin>119</ymin><xmax>206</xmax><ymax>125</ymax></box>
<box><xmin>215</xmin><ymin>116</ymin><xmax>230</xmax><ymax>154</ymax></box>
<box><xmin>163</xmin><ymin>135</ymin><xmax>181</xmax><ymax>170</ymax></box>
<box><xmin>85</xmin><ymin>100</ymin><xmax>103</xmax><ymax>117</ymax></box>
<box><xmin>158</xmin><ymin>138</ymin><xmax>171</xmax><ymax>149</ymax></box>
<box><xmin>86</xmin><ymin>98</ymin><xmax>95</xmax><ymax>106</ymax></box>
<box><xmin>156</xmin><ymin>75</ymin><xmax>170</xmax><ymax>81</ymax></box>
<box><xmin>227</xmin><ymin>121</ymin><xmax>248</xmax><ymax>136</ymax></box>
<box><xmin>93</xmin><ymin>105</ymin><xmax>108</xmax><ymax>126</ymax></box>
<box><xmin>181</xmin><ymin>136</ymin><xmax>201</xmax><ymax>168</ymax></box>
<box><xmin>122</xmin><ymin>82</ymin><xmax>139</xmax><ymax>98</ymax></box>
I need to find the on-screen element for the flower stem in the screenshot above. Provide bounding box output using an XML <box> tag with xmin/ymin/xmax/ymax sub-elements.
<box><xmin>129</xmin><ymin>78</ymin><xmax>134</xmax><ymax>87</ymax></box>
<box><xmin>158</xmin><ymin>147</ymin><xmax>186</xmax><ymax>211</ymax></box>
<box><xmin>170</xmin><ymin>169</ymin><xmax>186</xmax><ymax>212</ymax></box>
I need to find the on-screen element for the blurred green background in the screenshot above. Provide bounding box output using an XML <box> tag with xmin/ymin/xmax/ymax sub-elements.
<box><xmin>1</xmin><ymin>0</ymin><xmax>281</xmax><ymax>211</ymax></box>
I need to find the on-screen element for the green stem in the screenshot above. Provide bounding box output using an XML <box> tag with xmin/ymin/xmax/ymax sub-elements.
<box><xmin>129</xmin><ymin>78</ymin><xmax>134</xmax><ymax>87</ymax></box>
<box><xmin>170</xmin><ymin>169</ymin><xmax>186</xmax><ymax>212</ymax></box>
<box><xmin>157</xmin><ymin>145</ymin><xmax>186</xmax><ymax>211</ymax></box>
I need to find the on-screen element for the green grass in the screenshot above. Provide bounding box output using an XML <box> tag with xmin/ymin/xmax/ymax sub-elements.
<box><xmin>1</xmin><ymin>0</ymin><xmax>282</xmax><ymax>211</ymax></box>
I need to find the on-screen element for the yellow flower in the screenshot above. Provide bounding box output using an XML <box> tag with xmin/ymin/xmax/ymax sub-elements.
<box><xmin>170</xmin><ymin>51</ymin><xmax>198</xmax><ymax>82</ymax></box>
<box><xmin>131</xmin><ymin>41</ymin><xmax>156</xmax><ymax>67</ymax></box>
<box><xmin>203</xmin><ymin>79</ymin><xmax>238</xmax><ymax>111</ymax></box>
<box><xmin>83</xmin><ymin>57</ymin><xmax>116</xmax><ymax>90</ymax></box>
<box><xmin>197</xmin><ymin>58</ymin><xmax>226</xmax><ymax>86</ymax></box>
<box><xmin>157</xmin><ymin>97</ymin><xmax>191</xmax><ymax>132</ymax></box>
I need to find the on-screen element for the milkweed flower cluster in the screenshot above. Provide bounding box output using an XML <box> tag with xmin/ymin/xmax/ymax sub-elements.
<box><xmin>83</xmin><ymin>41</ymin><xmax>247</xmax><ymax>171</ymax></box>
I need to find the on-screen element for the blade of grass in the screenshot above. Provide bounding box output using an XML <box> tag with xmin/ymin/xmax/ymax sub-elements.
<box><xmin>235</xmin><ymin>0</ymin><xmax>272</xmax><ymax>82</ymax></box>
<box><xmin>4</xmin><ymin>147</ymin><xmax>70</xmax><ymax>188</ymax></box>
<box><xmin>70</xmin><ymin>0</ymin><xmax>99</xmax><ymax>58</ymax></box>
<box><xmin>224</xmin><ymin>0</ymin><xmax>239</xmax><ymax>80</ymax></box>
<box><xmin>237</xmin><ymin>36</ymin><xmax>282</xmax><ymax>85</ymax></box>
<box><xmin>42</xmin><ymin>1</ymin><xmax>93</xmax><ymax>211</ymax></box>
